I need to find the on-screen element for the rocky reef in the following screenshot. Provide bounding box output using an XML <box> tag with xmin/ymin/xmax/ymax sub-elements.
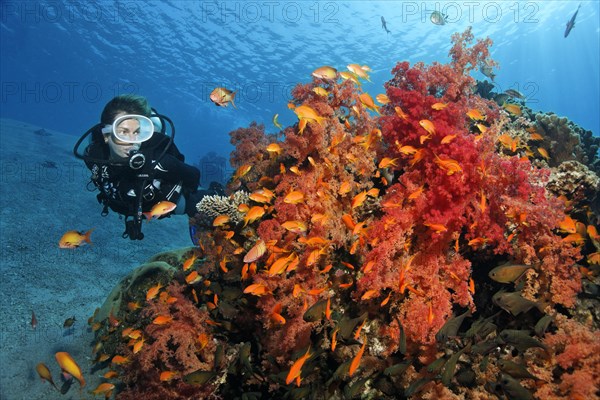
<box><xmin>86</xmin><ymin>28</ymin><xmax>599</xmax><ymax>400</ymax></box>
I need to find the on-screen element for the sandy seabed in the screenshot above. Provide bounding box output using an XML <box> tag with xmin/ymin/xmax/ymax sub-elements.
<box><xmin>0</xmin><ymin>118</ymin><xmax>193</xmax><ymax>399</ymax></box>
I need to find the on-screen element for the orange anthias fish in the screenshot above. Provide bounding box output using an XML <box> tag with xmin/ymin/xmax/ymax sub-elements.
<box><xmin>376</xmin><ymin>94</ymin><xmax>390</xmax><ymax>104</ymax></box>
<box><xmin>284</xmin><ymin>190</ymin><xmax>305</xmax><ymax>204</ymax></box>
<box><xmin>92</xmin><ymin>382</ymin><xmax>115</xmax><ymax>396</ymax></box>
<box><xmin>182</xmin><ymin>253</ymin><xmax>198</xmax><ymax>271</ymax></box>
<box><xmin>209</xmin><ymin>87</ymin><xmax>236</xmax><ymax>108</ymax></box>
<box><xmin>433</xmin><ymin>154</ymin><xmax>462</xmax><ymax>175</ymax></box>
<box><xmin>243</xmin><ymin>283</ymin><xmax>271</xmax><ymax>296</ymax></box>
<box><xmin>36</xmin><ymin>363</ymin><xmax>58</xmax><ymax>390</ymax></box>
<box><xmin>233</xmin><ymin>164</ymin><xmax>252</xmax><ymax>180</ymax></box>
<box><xmin>466</xmin><ymin>108</ymin><xmax>485</xmax><ymax>121</ymax></box>
<box><xmin>286</xmin><ymin>347</ymin><xmax>312</xmax><ymax>385</ymax></box>
<box><xmin>558</xmin><ymin>215</ymin><xmax>577</xmax><ymax>234</ymax></box>
<box><xmin>212</xmin><ymin>214</ymin><xmax>230</xmax><ymax>227</ymax></box>
<box><xmin>419</xmin><ymin>119</ymin><xmax>436</xmax><ymax>135</ymax></box>
<box><xmin>312</xmin><ymin>66</ymin><xmax>337</xmax><ymax>80</ymax></box>
<box><xmin>424</xmin><ymin>222</ymin><xmax>448</xmax><ymax>233</ymax></box>
<box><xmin>55</xmin><ymin>352</ymin><xmax>85</xmax><ymax>388</ymax></box>
<box><xmin>294</xmin><ymin>105</ymin><xmax>325</xmax><ymax>125</ymax></box>
<box><xmin>347</xmin><ymin>63</ymin><xmax>371</xmax><ymax>81</ymax></box>
<box><xmin>146</xmin><ymin>283</ymin><xmax>162</xmax><ymax>301</ymax></box>
<box><xmin>359</xmin><ymin>93</ymin><xmax>380</xmax><ymax>113</ymax></box>
<box><xmin>152</xmin><ymin>315</ymin><xmax>173</xmax><ymax>325</ymax></box>
<box><xmin>431</xmin><ymin>102</ymin><xmax>448</xmax><ymax>110</ymax></box>
<box><xmin>58</xmin><ymin>229</ymin><xmax>94</xmax><ymax>249</ymax></box>
<box><xmin>348</xmin><ymin>340</ymin><xmax>367</xmax><ymax>377</ymax></box>
<box><xmin>143</xmin><ymin>201</ymin><xmax>177</xmax><ymax>221</ymax></box>
<box><xmin>243</xmin><ymin>205</ymin><xmax>266</xmax><ymax>226</ymax></box>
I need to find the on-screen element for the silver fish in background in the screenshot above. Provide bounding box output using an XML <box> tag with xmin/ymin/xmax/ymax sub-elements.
<box><xmin>564</xmin><ymin>3</ymin><xmax>581</xmax><ymax>38</ymax></box>
<box><xmin>430</xmin><ymin>11</ymin><xmax>447</xmax><ymax>26</ymax></box>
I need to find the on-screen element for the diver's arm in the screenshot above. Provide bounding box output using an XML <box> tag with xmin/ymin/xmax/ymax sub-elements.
<box><xmin>152</xmin><ymin>154</ymin><xmax>200</xmax><ymax>189</ymax></box>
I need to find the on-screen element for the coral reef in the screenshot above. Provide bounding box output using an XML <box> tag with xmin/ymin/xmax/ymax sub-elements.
<box><xmin>87</xmin><ymin>28</ymin><xmax>598</xmax><ymax>400</ymax></box>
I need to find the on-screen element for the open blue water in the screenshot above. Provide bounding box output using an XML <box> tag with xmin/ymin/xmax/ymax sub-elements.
<box><xmin>1</xmin><ymin>1</ymin><xmax>598</xmax><ymax>179</ymax></box>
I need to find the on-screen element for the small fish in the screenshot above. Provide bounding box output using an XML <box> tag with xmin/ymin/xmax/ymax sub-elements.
<box><xmin>303</xmin><ymin>299</ymin><xmax>328</xmax><ymax>322</ymax></box>
<box><xmin>63</xmin><ymin>316</ymin><xmax>76</xmax><ymax>328</ymax></box>
<box><xmin>281</xmin><ymin>220</ymin><xmax>307</xmax><ymax>234</ymax></box>
<box><xmin>183</xmin><ymin>369</ymin><xmax>217</xmax><ymax>385</ymax></box>
<box><xmin>480</xmin><ymin>63</ymin><xmax>496</xmax><ymax>81</ymax></box>
<box><xmin>431</xmin><ymin>102</ymin><xmax>448</xmax><ymax>110</ymax></box>
<box><xmin>564</xmin><ymin>3</ymin><xmax>581</xmax><ymax>38</ymax></box>
<box><xmin>534</xmin><ymin>314</ymin><xmax>553</xmax><ymax>337</ymax></box>
<box><xmin>152</xmin><ymin>315</ymin><xmax>173</xmax><ymax>325</ymax></box>
<box><xmin>488</xmin><ymin>263</ymin><xmax>532</xmax><ymax>283</ymax></box>
<box><xmin>424</xmin><ymin>222</ymin><xmax>448</xmax><ymax>234</ymax></box>
<box><xmin>146</xmin><ymin>283</ymin><xmax>162</xmax><ymax>301</ymax></box>
<box><xmin>435</xmin><ymin>309</ymin><xmax>472</xmax><ymax>342</ymax></box>
<box><xmin>430</xmin><ymin>10</ymin><xmax>447</xmax><ymax>25</ymax></box>
<box><xmin>351</xmin><ymin>190</ymin><xmax>368</xmax><ymax>209</ymax></box>
<box><xmin>497</xmin><ymin>329</ymin><xmax>548</xmax><ymax>352</ymax></box>
<box><xmin>493</xmin><ymin>290</ymin><xmax>542</xmax><ymax>316</ymax></box>
<box><xmin>243</xmin><ymin>283</ymin><xmax>270</xmax><ymax>296</ymax></box>
<box><xmin>378</xmin><ymin>157</ymin><xmax>398</xmax><ymax>169</ymax></box>
<box><xmin>294</xmin><ymin>105</ymin><xmax>325</xmax><ymax>125</ymax></box>
<box><xmin>91</xmin><ymin>382</ymin><xmax>115</xmax><ymax>395</ymax></box>
<box><xmin>31</xmin><ymin>310</ymin><xmax>37</xmax><ymax>330</ymax></box>
<box><xmin>376</xmin><ymin>94</ymin><xmax>390</xmax><ymax>104</ymax></box>
<box><xmin>233</xmin><ymin>164</ymin><xmax>252</xmax><ymax>180</ymax></box>
<box><xmin>284</xmin><ymin>190</ymin><xmax>305</xmax><ymax>204</ymax></box>
<box><xmin>503</xmin><ymin>103</ymin><xmax>522</xmax><ymax>116</ymax></box>
<box><xmin>466</xmin><ymin>109</ymin><xmax>485</xmax><ymax>121</ymax></box>
<box><xmin>209</xmin><ymin>87</ymin><xmax>236</xmax><ymax>108</ymax></box>
<box><xmin>312</xmin><ymin>87</ymin><xmax>329</xmax><ymax>97</ymax></box>
<box><xmin>55</xmin><ymin>352</ymin><xmax>85</xmax><ymax>388</ymax></box>
<box><xmin>347</xmin><ymin>64</ymin><xmax>371</xmax><ymax>81</ymax></box>
<box><xmin>243</xmin><ymin>239</ymin><xmax>266</xmax><ymax>263</ymax></box>
<box><xmin>143</xmin><ymin>201</ymin><xmax>177</xmax><ymax>221</ymax></box>
<box><xmin>58</xmin><ymin>229</ymin><xmax>94</xmax><ymax>249</ymax></box>
<box><xmin>498</xmin><ymin>359</ymin><xmax>539</xmax><ymax>380</ymax></box>
<box><xmin>359</xmin><ymin>93</ymin><xmax>379</xmax><ymax>113</ymax></box>
<box><xmin>312</xmin><ymin>66</ymin><xmax>337</xmax><ymax>80</ymax></box>
<box><xmin>499</xmin><ymin>373</ymin><xmax>534</xmax><ymax>400</ymax></box>
<box><xmin>348</xmin><ymin>339</ymin><xmax>367</xmax><ymax>377</ymax></box>
<box><xmin>286</xmin><ymin>347</ymin><xmax>312</xmax><ymax>385</ymax></box>
<box><xmin>504</xmin><ymin>89</ymin><xmax>525</xmax><ymax>99</ymax></box>
<box><xmin>159</xmin><ymin>371</ymin><xmax>178</xmax><ymax>381</ymax></box>
<box><xmin>419</xmin><ymin>119</ymin><xmax>435</xmax><ymax>135</ymax></box>
<box><xmin>273</xmin><ymin>114</ymin><xmax>283</xmax><ymax>129</ymax></box>
<box><xmin>36</xmin><ymin>363</ymin><xmax>58</xmax><ymax>390</ymax></box>
<box><xmin>381</xmin><ymin>16</ymin><xmax>391</xmax><ymax>34</ymax></box>
<box><xmin>243</xmin><ymin>205</ymin><xmax>266</xmax><ymax>226</ymax></box>
<box><xmin>441</xmin><ymin>346</ymin><xmax>469</xmax><ymax>386</ymax></box>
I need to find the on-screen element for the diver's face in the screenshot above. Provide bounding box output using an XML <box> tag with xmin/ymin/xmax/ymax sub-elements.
<box><xmin>104</xmin><ymin>114</ymin><xmax>141</xmax><ymax>160</ymax></box>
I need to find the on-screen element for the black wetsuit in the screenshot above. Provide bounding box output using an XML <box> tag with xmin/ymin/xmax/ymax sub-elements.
<box><xmin>84</xmin><ymin>130</ymin><xmax>200</xmax><ymax>219</ymax></box>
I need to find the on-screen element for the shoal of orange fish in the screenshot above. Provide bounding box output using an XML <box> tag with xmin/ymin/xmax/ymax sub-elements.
<box><xmin>286</xmin><ymin>347</ymin><xmax>312</xmax><ymax>385</ymax></box>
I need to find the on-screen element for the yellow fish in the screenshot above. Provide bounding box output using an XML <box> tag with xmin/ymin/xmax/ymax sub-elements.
<box><xmin>58</xmin><ymin>229</ymin><xmax>94</xmax><ymax>249</ymax></box>
<box><xmin>273</xmin><ymin>114</ymin><xmax>282</xmax><ymax>129</ymax></box>
<box><xmin>312</xmin><ymin>87</ymin><xmax>329</xmax><ymax>97</ymax></box>
<box><xmin>55</xmin><ymin>352</ymin><xmax>85</xmax><ymax>388</ymax></box>
<box><xmin>347</xmin><ymin>64</ymin><xmax>371</xmax><ymax>81</ymax></box>
<box><xmin>294</xmin><ymin>105</ymin><xmax>325</xmax><ymax>125</ymax></box>
<box><xmin>466</xmin><ymin>109</ymin><xmax>485</xmax><ymax>120</ymax></box>
<box><xmin>209</xmin><ymin>87</ymin><xmax>236</xmax><ymax>108</ymax></box>
<box><xmin>419</xmin><ymin>119</ymin><xmax>436</xmax><ymax>135</ymax></box>
<box><xmin>312</xmin><ymin>66</ymin><xmax>337</xmax><ymax>80</ymax></box>
<box><xmin>359</xmin><ymin>93</ymin><xmax>380</xmax><ymax>114</ymax></box>
<box><xmin>503</xmin><ymin>103</ymin><xmax>522</xmax><ymax>116</ymax></box>
<box><xmin>376</xmin><ymin>94</ymin><xmax>390</xmax><ymax>104</ymax></box>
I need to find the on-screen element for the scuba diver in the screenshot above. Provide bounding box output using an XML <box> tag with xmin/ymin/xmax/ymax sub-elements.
<box><xmin>74</xmin><ymin>94</ymin><xmax>223</xmax><ymax>240</ymax></box>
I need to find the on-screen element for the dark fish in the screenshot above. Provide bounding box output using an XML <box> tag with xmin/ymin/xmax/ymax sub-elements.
<box><xmin>383</xmin><ymin>360</ymin><xmax>412</xmax><ymax>376</ymax></box>
<box><xmin>441</xmin><ymin>345</ymin><xmax>470</xmax><ymax>386</ymax></box>
<box><xmin>426</xmin><ymin>356</ymin><xmax>447</xmax><ymax>373</ymax></box>
<box><xmin>472</xmin><ymin>340</ymin><xmax>499</xmax><ymax>356</ymax></box>
<box><xmin>564</xmin><ymin>4</ymin><xmax>581</xmax><ymax>38</ymax></box>
<box><xmin>31</xmin><ymin>310</ymin><xmax>38</xmax><ymax>330</ymax></box>
<box><xmin>303</xmin><ymin>299</ymin><xmax>328</xmax><ymax>322</ymax></box>
<box><xmin>498</xmin><ymin>329</ymin><xmax>548</xmax><ymax>353</ymax></box>
<box><xmin>63</xmin><ymin>316</ymin><xmax>76</xmax><ymax>328</ymax></box>
<box><xmin>404</xmin><ymin>377</ymin><xmax>431</xmax><ymax>397</ymax></box>
<box><xmin>465</xmin><ymin>312</ymin><xmax>500</xmax><ymax>341</ymax></box>
<box><xmin>534</xmin><ymin>314</ymin><xmax>553</xmax><ymax>337</ymax></box>
<box><xmin>239</xmin><ymin>342</ymin><xmax>253</xmax><ymax>372</ymax></box>
<box><xmin>492</xmin><ymin>291</ymin><xmax>541</xmax><ymax>316</ymax></box>
<box><xmin>435</xmin><ymin>309</ymin><xmax>472</xmax><ymax>342</ymax></box>
<box><xmin>338</xmin><ymin>312</ymin><xmax>368</xmax><ymax>339</ymax></box>
<box><xmin>430</xmin><ymin>11</ymin><xmax>447</xmax><ymax>26</ymax></box>
<box><xmin>183</xmin><ymin>369</ymin><xmax>217</xmax><ymax>385</ymax></box>
<box><xmin>498</xmin><ymin>359</ymin><xmax>539</xmax><ymax>380</ymax></box>
<box><xmin>344</xmin><ymin>376</ymin><xmax>370</xmax><ymax>398</ymax></box>
<box><xmin>488</xmin><ymin>263</ymin><xmax>531</xmax><ymax>283</ymax></box>
<box><xmin>499</xmin><ymin>373</ymin><xmax>534</xmax><ymax>400</ymax></box>
<box><xmin>214</xmin><ymin>344</ymin><xmax>224</xmax><ymax>369</ymax></box>
<box><xmin>480</xmin><ymin>64</ymin><xmax>496</xmax><ymax>81</ymax></box>
<box><xmin>381</xmin><ymin>16</ymin><xmax>391</xmax><ymax>34</ymax></box>
<box><xmin>504</xmin><ymin>89</ymin><xmax>525</xmax><ymax>100</ymax></box>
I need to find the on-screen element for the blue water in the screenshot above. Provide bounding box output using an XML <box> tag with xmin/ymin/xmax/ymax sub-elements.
<box><xmin>1</xmin><ymin>1</ymin><xmax>598</xmax><ymax>178</ymax></box>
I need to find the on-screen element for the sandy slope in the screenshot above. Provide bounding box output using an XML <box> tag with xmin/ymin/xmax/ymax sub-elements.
<box><xmin>0</xmin><ymin>118</ymin><xmax>193</xmax><ymax>399</ymax></box>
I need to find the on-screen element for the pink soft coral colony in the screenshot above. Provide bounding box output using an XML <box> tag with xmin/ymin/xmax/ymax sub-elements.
<box><xmin>91</xmin><ymin>28</ymin><xmax>599</xmax><ymax>399</ymax></box>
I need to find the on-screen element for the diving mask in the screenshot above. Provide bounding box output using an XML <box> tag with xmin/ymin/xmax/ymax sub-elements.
<box><xmin>101</xmin><ymin>114</ymin><xmax>154</xmax><ymax>144</ymax></box>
